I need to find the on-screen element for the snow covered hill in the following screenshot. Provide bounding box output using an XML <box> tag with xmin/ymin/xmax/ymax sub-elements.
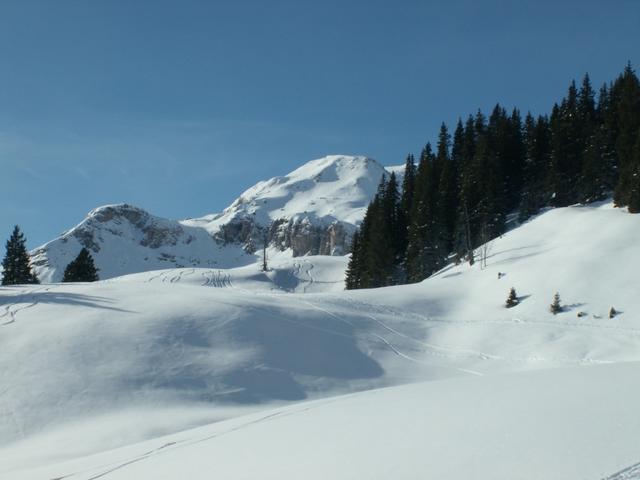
<box><xmin>2</xmin><ymin>201</ymin><xmax>640</xmax><ymax>479</ymax></box>
<box><xmin>8</xmin><ymin>363</ymin><xmax>640</xmax><ymax>480</ymax></box>
<box><xmin>31</xmin><ymin>155</ymin><xmax>390</xmax><ymax>282</ymax></box>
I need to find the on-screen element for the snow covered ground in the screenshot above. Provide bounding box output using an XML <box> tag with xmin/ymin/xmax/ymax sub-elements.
<box><xmin>8</xmin><ymin>363</ymin><xmax>640</xmax><ymax>480</ymax></box>
<box><xmin>2</xmin><ymin>201</ymin><xmax>640</xmax><ymax>479</ymax></box>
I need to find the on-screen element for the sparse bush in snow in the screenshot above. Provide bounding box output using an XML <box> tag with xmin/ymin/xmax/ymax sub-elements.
<box><xmin>609</xmin><ymin>307</ymin><xmax>617</xmax><ymax>319</ymax></box>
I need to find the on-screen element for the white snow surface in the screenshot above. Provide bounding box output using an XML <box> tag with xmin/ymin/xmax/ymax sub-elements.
<box><xmin>8</xmin><ymin>364</ymin><xmax>640</xmax><ymax>480</ymax></box>
<box><xmin>184</xmin><ymin>155</ymin><xmax>388</xmax><ymax>230</ymax></box>
<box><xmin>2</xmin><ymin>201</ymin><xmax>640</xmax><ymax>479</ymax></box>
<box><xmin>31</xmin><ymin>155</ymin><xmax>391</xmax><ymax>282</ymax></box>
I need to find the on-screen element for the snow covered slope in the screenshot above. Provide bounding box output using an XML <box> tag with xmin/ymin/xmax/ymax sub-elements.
<box><xmin>2</xmin><ymin>201</ymin><xmax>640</xmax><ymax>478</ymax></box>
<box><xmin>187</xmin><ymin>155</ymin><xmax>386</xmax><ymax>232</ymax></box>
<box><xmin>31</xmin><ymin>155</ymin><xmax>389</xmax><ymax>282</ymax></box>
<box><xmin>8</xmin><ymin>363</ymin><xmax>640</xmax><ymax>480</ymax></box>
<box><xmin>113</xmin><ymin>250</ymin><xmax>348</xmax><ymax>294</ymax></box>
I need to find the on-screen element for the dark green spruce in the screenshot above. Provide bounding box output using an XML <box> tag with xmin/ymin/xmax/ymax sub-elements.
<box><xmin>1</xmin><ymin>226</ymin><xmax>39</xmax><ymax>285</ymax></box>
<box><xmin>62</xmin><ymin>248</ymin><xmax>100</xmax><ymax>282</ymax></box>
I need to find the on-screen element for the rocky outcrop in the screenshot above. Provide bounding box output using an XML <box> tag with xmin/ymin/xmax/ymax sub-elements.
<box><xmin>216</xmin><ymin>216</ymin><xmax>353</xmax><ymax>256</ymax></box>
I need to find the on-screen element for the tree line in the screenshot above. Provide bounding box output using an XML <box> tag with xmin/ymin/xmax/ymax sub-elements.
<box><xmin>1</xmin><ymin>226</ymin><xmax>99</xmax><ymax>285</ymax></box>
<box><xmin>346</xmin><ymin>64</ymin><xmax>640</xmax><ymax>289</ymax></box>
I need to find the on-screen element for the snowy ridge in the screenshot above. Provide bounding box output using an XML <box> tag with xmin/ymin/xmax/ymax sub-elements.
<box><xmin>31</xmin><ymin>155</ymin><xmax>392</xmax><ymax>282</ymax></box>
<box><xmin>30</xmin><ymin>204</ymin><xmax>254</xmax><ymax>283</ymax></box>
<box><xmin>186</xmin><ymin>155</ymin><xmax>387</xmax><ymax>230</ymax></box>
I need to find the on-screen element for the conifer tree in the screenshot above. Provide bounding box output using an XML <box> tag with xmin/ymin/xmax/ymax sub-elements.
<box><xmin>613</xmin><ymin>64</ymin><xmax>640</xmax><ymax>207</ymax></box>
<box><xmin>520</xmin><ymin>114</ymin><xmax>551</xmax><ymax>220</ymax></box>
<box><xmin>597</xmin><ymin>83</ymin><xmax>619</xmax><ymax>194</ymax></box>
<box><xmin>405</xmin><ymin>143</ymin><xmax>442</xmax><ymax>282</ymax></box>
<box><xmin>436</xmin><ymin>123</ymin><xmax>459</xmax><ymax>255</ymax></box>
<box><xmin>62</xmin><ymin>248</ymin><xmax>99</xmax><ymax>282</ymax></box>
<box><xmin>550</xmin><ymin>292</ymin><xmax>562</xmax><ymax>315</ymax></box>
<box><xmin>345</xmin><ymin>231</ymin><xmax>363</xmax><ymax>290</ymax></box>
<box><xmin>627</xmin><ymin>128</ymin><xmax>640</xmax><ymax>213</ymax></box>
<box><xmin>453</xmin><ymin>117</ymin><xmax>478</xmax><ymax>262</ymax></box>
<box><xmin>1</xmin><ymin>226</ymin><xmax>39</xmax><ymax>285</ymax></box>
<box><xmin>505</xmin><ymin>287</ymin><xmax>518</xmax><ymax>308</ymax></box>
<box><xmin>398</xmin><ymin>154</ymin><xmax>416</xmax><ymax>257</ymax></box>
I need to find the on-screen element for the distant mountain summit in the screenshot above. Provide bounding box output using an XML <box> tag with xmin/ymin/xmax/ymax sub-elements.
<box><xmin>32</xmin><ymin>155</ymin><xmax>392</xmax><ymax>282</ymax></box>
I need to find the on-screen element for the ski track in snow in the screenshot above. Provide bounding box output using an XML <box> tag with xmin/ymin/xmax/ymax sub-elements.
<box><xmin>0</xmin><ymin>285</ymin><xmax>51</xmax><ymax>326</ymax></box>
<box><xmin>302</xmin><ymin>259</ymin><xmax>314</xmax><ymax>294</ymax></box>
<box><xmin>200</xmin><ymin>270</ymin><xmax>232</xmax><ymax>288</ymax></box>
<box><xmin>329</xmin><ymin>297</ymin><xmax>614</xmax><ymax>368</ymax></box>
<box><xmin>54</xmin><ymin>396</ymin><xmax>346</xmax><ymax>480</ymax></box>
<box><xmin>604</xmin><ymin>461</ymin><xmax>640</xmax><ymax>480</ymax></box>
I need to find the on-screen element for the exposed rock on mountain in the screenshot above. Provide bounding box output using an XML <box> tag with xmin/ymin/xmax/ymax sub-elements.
<box><xmin>31</xmin><ymin>155</ymin><xmax>392</xmax><ymax>281</ymax></box>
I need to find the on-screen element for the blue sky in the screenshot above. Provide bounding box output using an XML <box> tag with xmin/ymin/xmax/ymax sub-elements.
<box><xmin>1</xmin><ymin>0</ymin><xmax>639</xmax><ymax>247</ymax></box>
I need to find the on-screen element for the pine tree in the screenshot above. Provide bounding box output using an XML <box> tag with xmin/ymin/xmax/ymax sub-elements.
<box><xmin>550</xmin><ymin>292</ymin><xmax>562</xmax><ymax>315</ymax></box>
<box><xmin>345</xmin><ymin>231</ymin><xmax>363</xmax><ymax>290</ymax></box>
<box><xmin>453</xmin><ymin>117</ymin><xmax>477</xmax><ymax>262</ymax></box>
<box><xmin>405</xmin><ymin>143</ymin><xmax>443</xmax><ymax>282</ymax></box>
<box><xmin>505</xmin><ymin>287</ymin><xmax>518</xmax><ymax>308</ymax></box>
<box><xmin>436</xmin><ymin>123</ymin><xmax>459</xmax><ymax>255</ymax></box>
<box><xmin>520</xmin><ymin>114</ymin><xmax>551</xmax><ymax>220</ymax></box>
<box><xmin>548</xmin><ymin>80</ymin><xmax>584</xmax><ymax>207</ymax></box>
<box><xmin>597</xmin><ymin>83</ymin><xmax>619</xmax><ymax>194</ymax></box>
<box><xmin>398</xmin><ymin>154</ymin><xmax>416</xmax><ymax>257</ymax></box>
<box><xmin>577</xmin><ymin>73</ymin><xmax>608</xmax><ymax>203</ymax></box>
<box><xmin>1</xmin><ymin>226</ymin><xmax>39</xmax><ymax>285</ymax></box>
<box><xmin>62</xmin><ymin>248</ymin><xmax>99</xmax><ymax>282</ymax></box>
<box><xmin>614</xmin><ymin>63</ymin><xmax>640</xmax><ymax>207</ymax></box>
<box><xmin>627</xmin><ymin>127</ymin><xmax>640</xmax><ymax>213</ymax></box>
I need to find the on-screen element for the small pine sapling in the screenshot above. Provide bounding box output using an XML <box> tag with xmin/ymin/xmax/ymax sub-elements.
<box><xmin>505</xmin><ymin>287</ymin><xmax>519</xmax><ymax>308</ymax></box>
<box><xmin>550</xmin><ymin>292</ymin><xmax>562</xmax><ymax>315</ymax></box>
<box><xmin>609</xmin><ymin>307</ymin><xmax>617</xmax><ymax>319</ymax></box>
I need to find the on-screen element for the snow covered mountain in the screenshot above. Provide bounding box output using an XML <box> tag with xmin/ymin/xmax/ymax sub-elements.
<box><xmin>3</xmin><ymin>201</ymin><xmax>640</xmax><ymax>479</ymax></box>
<box><xmin>31</xmin><ymin>155</ymin><xmax>390</xmax><ymax>282</ymax></box>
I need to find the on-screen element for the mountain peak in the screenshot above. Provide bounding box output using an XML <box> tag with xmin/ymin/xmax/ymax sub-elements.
<box><xmin>30</xmin><ymin>155</ymin><xmax>393</xmax><ymax>281</ymax></box>
<box><xmin>194</xmin><ymin>155</ymin><xmax>387</xmax><ymax>232</ymax></box>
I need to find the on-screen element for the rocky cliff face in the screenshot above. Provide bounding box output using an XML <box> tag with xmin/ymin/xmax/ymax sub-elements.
<box><xmin>32</xmin><ymin>155</ymin><xmax>392</xmax><ymax>281</ymax></box>
<box><xmin>218</xmin><ymin>216</ymin><xmax>350</xmax><ymax>257</ymax></box>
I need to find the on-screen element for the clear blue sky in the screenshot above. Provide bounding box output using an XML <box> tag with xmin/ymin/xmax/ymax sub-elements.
<box><xmin>1</xmin><ymin>0</ymin><xmax>639</xmax><ymax>247</ymax></box>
